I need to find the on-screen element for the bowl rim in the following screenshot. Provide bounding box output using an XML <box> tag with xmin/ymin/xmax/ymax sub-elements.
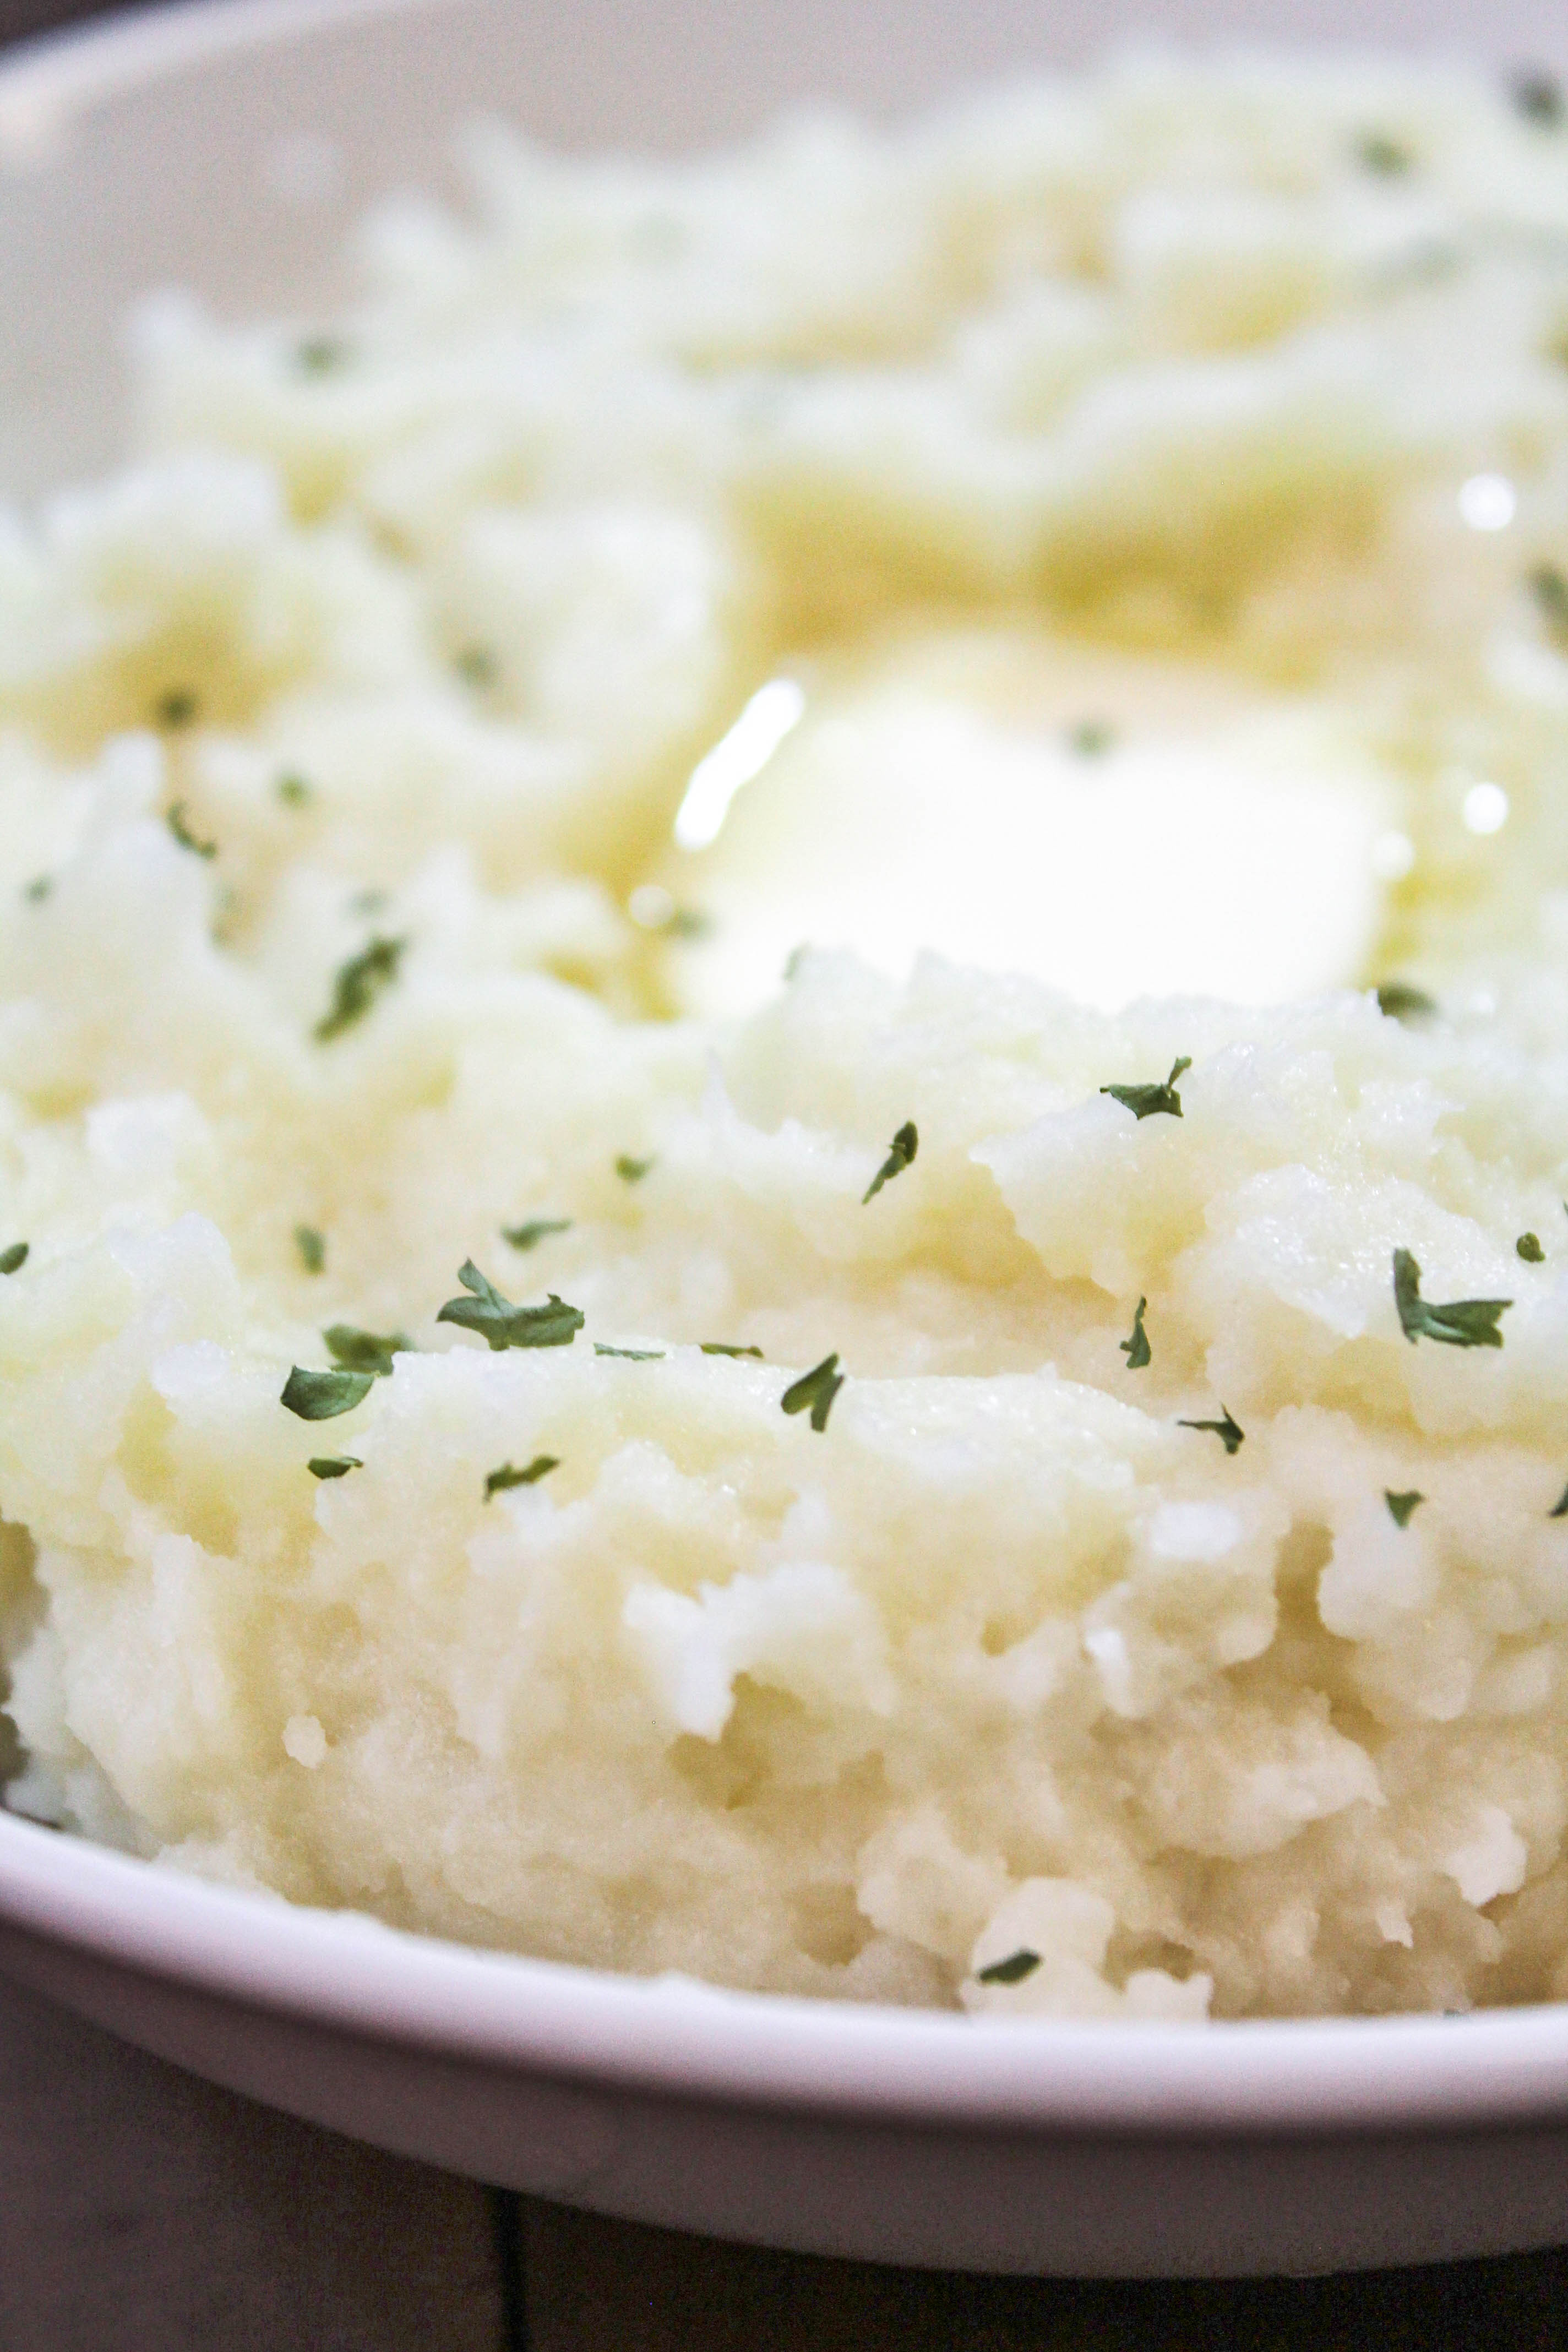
<box><xmin>7</xmin><ymin>0</ymin><xmax>1568</xmax><ymax>2155</ymax></box>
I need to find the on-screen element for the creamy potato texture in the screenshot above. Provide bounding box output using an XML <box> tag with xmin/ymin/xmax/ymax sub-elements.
<box><xmin>6</xmin><ymin>56</ymin><xmax>1568</xmax><ymax>2016</ymax></box>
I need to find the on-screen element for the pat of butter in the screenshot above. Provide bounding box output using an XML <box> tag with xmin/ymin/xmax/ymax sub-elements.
<box><xmin>655</xmin><ymin>629</ymin><xmax>1400</xmax><ymax>1015</ymax></box>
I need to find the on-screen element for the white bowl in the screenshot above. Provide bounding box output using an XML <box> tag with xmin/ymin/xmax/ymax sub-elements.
<box><xmin>4</xmin><ymin>0</ymin><xmax>1568</xmax><ymax>2279</ymax></box>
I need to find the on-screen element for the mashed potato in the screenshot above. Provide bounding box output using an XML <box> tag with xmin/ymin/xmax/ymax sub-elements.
<box><xmin>6</xmin><ymin>53</ymin><xmax>1568</xmax><ymax>2018</ymax></box>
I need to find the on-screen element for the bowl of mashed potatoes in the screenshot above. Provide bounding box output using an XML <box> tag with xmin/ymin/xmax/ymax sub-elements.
<box><xmin>5</xmin><ymin>0</ymin><xmax>1568</xmax><ymax>2276</ymax></box>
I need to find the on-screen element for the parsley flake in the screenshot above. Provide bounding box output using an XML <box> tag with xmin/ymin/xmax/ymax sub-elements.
<box><xmin>1552</xmin><ymin>1484</ymin><xmax>1568</xmax><ymax>1521</ymax></box>
<box><xmin>22</xmin><ymin>876</ymin><xmax>50</xmax><ymax>904</ymax></box>
<box><xmin>281</xmin><ymin>1365</ymin><xmax>374</xmax><ymax>1420</ymax></box>
<box><xmin>0</xmin><ymin>1243</ymin><xmax>28</xmax><ymax>1276</ymax></box>
<box><xmin>595</xmin><ymin>1343</ymin><xmax>665</xmax><ymax>1359</ymax></box>
<box><xmin>435</xmin><ymin>1261</ymin><xmax>584</xmax><ymax>1352</ymax></box>
<box><xmin>1513</xmin><ymin>68</ymin><xmax>1564</xmax><ymax>126</ymax></box>
<box><xmin>1101</xmin><ymin>1058</ymin><xmax>1191</xmax><ymax>1121</ymax></box>
<box><xmin>1177</xmin><ymin>1406</ymin><xmax>1245</xmax><ymax>1455</ymax></box>
<box><xmin>1068</xmin><ymin>720</ymin><xmax>1114</xmax><ymax>758</ymax></box>
<box><xmin>863</xmin><ymin>1120</ymin><xmax>918</xmax><ymax>1205</ymax></box>
<box><xmin>781</xmin><ymin>1352</ymin><xmax>843</xmax><ymax>1432</ymax></box>
<box><xmin>1530</xmin><ymin>565</ymin><xmax>1568</xmax><ymax>639</ymax></box>
<box><xmin>976</xmin><ymin>1948</ymin><xmax>1042</xmax><ymax>1987</ymax></box>
<box><xmin>154</xmin><ymin>688</ymin><xmax>199</xmax><ymax>730</ymax></box>
<box><xmin>701</xmin><ymin>1342</ymin><xmax>765</xmax><ymax>1359</ymax></box>
<box><xmin>1518</xmin><ymin>1233</ymin><xmax>1545</xmax><ymax>1263</ymax></box>
<box><xmin>308</xmin><ymin>1455</ymin><xmax>362</xmax><ymax>1479</ymax></box>
<box><xmin>1392</xmin><ymin>1248</ymin><xmax>1511</xmax><ymax>1348</ymax></box>
<box><xmin>1385</xmin><ymin>1488</ymin><xmax>1425</xmax><ymax>1528</ymax></box>
<box><xmin>314</xmin><ymin>936</ymin><xmax>407</xmax><ymax>1043</ymax></box>
<box><xmin>166</xmin><ymin>802</ymin><xmax>217</xmax><ymax>860</ymax></box>
<box><xmin>454</xmin><ymin>646</ymin><xmax>497</xmax><ymax>688</ymax></box>
<box><xmin>296</xmin><ymin>335</ymin><xmax>347</xmax><ymax>375</ymax></box>
<box><xmin>1119</xmin><ymin>1295</ymin><xmax>1151</xmax><ymax>1370</ymax></box>
<box><xmin>484</xmin><ymin>1456</ymin><xmax>559</xmax><ymax>1500</ymax></box>
<box><xmin>1376</xmin><ymin>983</ymin><xmax>1437</xmax><ymax>1021</ymax></box>
<box><xmin>294</xmin><ymin>1224</ymin><xmax>325</xmax><ymax>1275</ymax></box>
<box><xmin>615</xmin><ymin>1155</ymin><xmax>654</xmax><ymax>1184</ymax></box>
<box><xmin>502</xmin><ymin>1218</ymin><xmax>572</xmax><ymax>1252</ymax></box>
<box><xmin>277</xmin><ymin>771</ymin><xmax>313</xmax><ymax>808</ymax></box>
<box><xmin>324</xmin><ymin>1324</ymin><xmax>410</xmax><ymax>1378</ymax></box>
<box><xmin>1355</xmin><ymin>130</ymin><xmax>1412</xmax><ymax>176</ymax></box>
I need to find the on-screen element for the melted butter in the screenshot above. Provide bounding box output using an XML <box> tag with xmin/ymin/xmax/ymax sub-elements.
<box><xmin>654</xmin><ymin>625</ymin><xmax>1402</xmax><ymax>1016</ymax></box>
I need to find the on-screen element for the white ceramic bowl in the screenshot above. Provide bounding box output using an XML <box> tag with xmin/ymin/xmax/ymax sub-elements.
<box><xmin>5</xmin><ymin>0</ymin><xmax>1568</xmax><ymax>2279</ymax></box>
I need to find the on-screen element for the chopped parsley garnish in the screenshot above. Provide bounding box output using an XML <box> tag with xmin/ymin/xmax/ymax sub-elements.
<box><xmin>1101</xmin><ymin>1058</ymin><xmax>1191</xmax><ymax>1121</ymax></box>
<box><xmin>615</xmin><ymin>1155</ymin><xmax>655</xmax><ymax>1184</ymax></box>
<box><xmin>154</xmin><ymin>688</ymin><xmax>199</xmax><ymax>729</ymax></box>
<box><xmin>22</xmin><ymin>876</ymin><xmax>50</xmax><ymax>904</ymax></box>
<box><xmin>1552</xmin><ymin>1484</ymin><xmax>1568</xmax><ymax>1521</ymax></box>
<box><xmin>502</xmin><ymin>1218</ymin><xmax>572</xmax><ymax>1252</ymax></box>
<box><xmin>701</xmin><ymin>1342</ymin><xmax>765</xmax><ymax>1359</ymax></box>
<box><xmin>166</xmin><ymin>802</ymin><xmax>217</xmax><ymax>860</ymax></box>
<box><xmin>0</xmin><ymin>1243</ymin><xmax>28</xmax><ymax>1276</ymax></box>
<box><xmin>781</xmin><ymin>1352</ymin><xmax>843</xmax><ymax>1432</ymax></box>
<box><xmin>435</xmin><ymin>1261</ymin><xmax>584</xmax><ymax>1352</ymax></box>
<box><xmin>313</xmin><ymin>936</ymin><xmax>407</xmax><ymax>1043</ymax></box>
<box><xmin>454</xmin><ymin>646</ymin><xmax>497</xmax><ymax>688</ymax></box>
<box><xmin>1518</xmin><ymin>1233</ymin><xmax>1545</xmax><ymax>1263</ymax></box>
<box><xmin>1392</xmin><ymin>1248</ymin><xmax>1511</xmax><ymax>1349</ymax></box>
<box><xmin>1529</xmin><ymin>564</ymin><xmax>1568</xmax><ymax>638</ymax></box>
<box><xmin>594</xmin><ymin>1343</ymin><xmax>665</xmax><ymax>1359</ymax></box>
<box><xmin>1385</xmin><ymin>1489</ymin><xmax>1425</xmax><ymax>1528</ymax></box>
<box><xmin>323</xmin><ymin>1324</ymin><xmax>410</xmax><ymax>1378</ymax></box>
<box><xmin>281</xmin><ymin>1365</ymin><xmax>374</xmax><ymax>1420</ymax></box>
<box><xmin>976</xmin><ymin>1947</ymin><xmax>1042</xmax><ymax>1986</ymax></box>
<box><xmin>277</xmin><ymin>772</ymin><xmax>313</xmax><ymax>808</ymax></box>
<box><xmin>1513</xmin><ymin>68</ymin><xmax>1564</xmax><ymax>126</ymax></box>
<box><xmin>1177</xmin><ymin>1406</ymin><xmax>1245</xmax><ymax>1455</ymax></box>
<box><xmin>1119</xmin><ymin>1295</ymin><xmax>1151</xmax><ymax>1370</ymax></box>
<box><xmin>484</xmin><ymin>1456</ymin><xmax>559</xmax><ymax>1500</ymax></box>
<box><xmin>1068</xmin><ymin>720</ymin><xmax>1114</xmax><ymax>758</ymax></box>
<box><xmin>662</xmin><ymin>906</ymin><xmax>712</xmax><ymax>939</ymax></box>
<box><xmin>1376</xmin><ymin>982</ymin><xmax>1437</xmax><ymax>1021</ymax></box>
<box><xmin>296</xmin><ymin>335</ymin><xmax>347</xmax><ymax>375</ymax></box>
<box><xmin>1355</xmin><ymin>130</ymin><xmax>1412</xmax><ymax>176</ymax></box>
<box><xmin>294</xmin><ymin>1224</ymin><xmax>325</xmax><ymax>1275</ymax></box>
<box><xmin>863</xmin><ymin>1120</ymin><xmax>918</xmax><ymax>1205</ymax></box>
<box><xmin>308</xmin><ymin>1455</ymin><xmax>362</xmax><ymax>1479</ymax></box>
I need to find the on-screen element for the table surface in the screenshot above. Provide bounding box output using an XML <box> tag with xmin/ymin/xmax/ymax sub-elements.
<box><xmin>3</xmin><ymin>1</ymin><xmax>1568</xmax><ymax>2342</ymax></box>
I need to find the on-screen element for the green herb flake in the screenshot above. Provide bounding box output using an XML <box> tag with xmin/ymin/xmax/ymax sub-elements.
<box><xmin>1551</xmin><ymin>1483</ymin><xmax>1568</xmax><ymax>1520</ymax></box>
<box><xmin>976</xmin><ymin>1947</ymin><xmax>1042</xmax><ymax>1987</ymax></box>
<box><xmin>1068</xmin><ymin>720</ymin><xmax>1115</xmax><ymax>758</ymax></box>
<box><xmin>323</xmin><ymin>1324</ymin><xmax>410</xmax><ymax>1378</ymax></box>
<box><xmin>154</xmin><ymin>688</ymin><xmax>199</xmax><ymax>730</ymax></box>
<box><xmin>863</xmin><ymin>1120</ymin><xmax>918</xmax><ymax>1205</ymax></box>
<box><xmin>308</xmin><ymin>1455</ymin><xmax>362</xmax><ymax>1479</ymax></box>
<box><xmin>615</xmin><ymin>1155</ymin><xmax>655</xmax><ymax>1184</ymax></box>
<box><xmin>1385</xmin><ymin>1488</ymin><xmax>1425</xmax><ymax>1528</ymax></box>
<box><xmin>702</xmin><ymin>1342</ymin><xmax>765</xmax><ymax>1359</ymax></box>
<box><xmin>281</xmin><ymin>1365</ymin><xmax>375</xmax><ymax>1421</ymax></box>
<box><xmin>1513</xmin><ymin>68</ymin><xmax>1564</xmax><ymax>126</ymax></box>
<box><xmin>781</xmin><ymin>1352</ymin><xmax>843</xmax><ymax>1433</ymax></box>
<box><xmin>1355</xmin><ymin>130</ymin><xmax>1413</xmax><ymax>176</ymax></box>
<box><xmin>454</xmin><ymin>646</ymin><xmax>497</xmax><ymax>688</ymax></box>
<box><xmin>502</xmin><ymin>1217</ymin><xmax>572</xmax><ymax>1252</ymax></box>
<box><xmin>1119</xmin><ymin>1295</ymin><xmax>1151</xmax><ymax>1370</ymax></box>
<box><xmin>294</xmin><ymin>1224</ymin><xmax>325</xmax><ymax>1275</ymax></box>
<box><xmin>1101</xmin><ymin>1057</ymin><xmax>1192</xmax><ymax>1121</ymax></box>
<box><xmin>166</xmin><ymin>801</ymin><xmax>217</xmax><ymax>860</ymax></box>
<box><xmin>435</xmin><ymin>1260</ymin><xmax>585</xmax><ymax>1352</ymax></box>
<box><xmin>484</xmin><ymin>1455</ymin><xmax>559</xmax><ymax>1501</ymax></box>
<box><xmin>663</xmin><ymin>906</ymin><xmax>712</xmax><ymax>939</ymax></box>
<box><xmin>22</xmin><ymin>876</ymin><xmax>50</xmax><ymax>905</ymax></box>
<box><xmin>296</xmin><ymin>335</ymin><xmax>347</xmax><ymax>376</ymax></box>
<box><xmin>1177</xmin><ymin>1406</ymin><xmax>1245</xmax><ymax>1455</ymax></box>
<box><xmin>313</xmin><ymin>935</ymin><xmax>407</xmax><ymax>1043</ymax></box>
<box><xmin>1376</xmin><ymin>982</ymin><xmax>1437</xmax><ymax>1021</ymax></box>
<box><xmin>277</xmin><ymin>771</ymin><xmax>313</xmax><ymax>808</ymax></box>
<box><xmin>1518</xmin><ymin>1233</ymin><xmax>1545</xmax><ymax>1263</ymax></box>
<box><xmin>594</xmin><ymin>1343</ymin><xmax>665</xmax><ymax>1360</ymax></box>
<box><xmin>1392</xmin><ymin>1248</ymin><xmax>1511</xmax><ymax>1349</ymax></box>
<box><xmin>0</xmin><ymin>1242</ymin><xmax>28</xmax><ymax>1276</ymax></box>
<box><xmin>1529</xmin><ymin>564</ymin><xmax>1568</xmax><ymax>639</ymax></box>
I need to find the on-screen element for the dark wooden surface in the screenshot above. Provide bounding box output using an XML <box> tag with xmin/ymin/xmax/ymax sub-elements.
<box><xmin>3</xmin><ymin>1</ymin><xmax>1568</xmax><ymax>2342</ymax></box>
